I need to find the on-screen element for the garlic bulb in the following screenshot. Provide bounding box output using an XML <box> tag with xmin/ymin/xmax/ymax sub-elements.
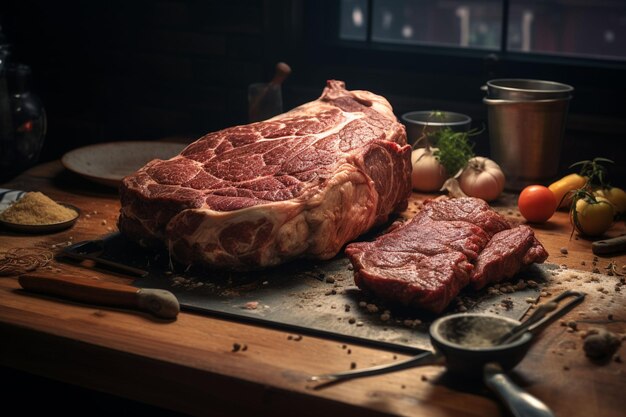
<box><xmin>411</xmin><ymin>147</ymin><xmax>447</xmax><ymax>192</ymax></box>
<box><xmin>459</xmin><ymin>156</ymin><xmax>505</xmax><ymax>202</ymax></box>
<box><xmin>441</xmin><ymin>177</ymin><xmax>467</xmax><ymax>198</ymax></box>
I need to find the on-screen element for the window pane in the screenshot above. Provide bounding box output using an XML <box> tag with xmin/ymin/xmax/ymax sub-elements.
<box><xmin>508</xmin><ymin>0</ymin><xmax>626</xmax><ymax>60</ymax></box>
<box><xmin>371</xmin><ymin>0</ymin><xmax>502</xmax><ymax>49</ymax></box>
<box><xmin>339</xmin><ymin>0</ymin><xmax>369</xmax><ymax>41</ymax></box>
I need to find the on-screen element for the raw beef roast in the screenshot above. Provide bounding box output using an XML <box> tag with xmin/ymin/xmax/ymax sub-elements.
<box><xmin>118</xmin><ymin>80</ymin><xmax>412</xmax><ymax>269</ymax></box>
<box><xmin>345</xmin><ymin>197</ymin><xmax>548</xmax><ymax>313</ymax></box>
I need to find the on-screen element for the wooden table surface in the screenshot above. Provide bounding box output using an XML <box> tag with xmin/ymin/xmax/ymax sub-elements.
<box><xmin>1</xmin><ymin>161</ymin><xmax>625</xmax><ymax>417</ymax></box>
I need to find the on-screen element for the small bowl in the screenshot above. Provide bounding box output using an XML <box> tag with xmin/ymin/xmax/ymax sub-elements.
<box><xmin>0</xmin><ymin>202</ymin><xmax>80</xmax><ymax>234</ymax></box>
<box><xmin>430</xmin><ymin>313</ymin><xmax>534</xmax><ymax>376</ymax></box>
<box><xmin>401</xmin><ymin>111</ymin><xmax>472</xmax><ymax>146</ymax></box>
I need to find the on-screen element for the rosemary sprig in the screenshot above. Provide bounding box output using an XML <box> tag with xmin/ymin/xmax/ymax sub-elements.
<box><xmin>570</xmin><ymin>157</ymin><xmax>614</xmax><ymax>188</ymax></box>
<box><xmin>432</xmin><ymin>127</ymin><xmax>476</xmax><ymax>177</ymax></box>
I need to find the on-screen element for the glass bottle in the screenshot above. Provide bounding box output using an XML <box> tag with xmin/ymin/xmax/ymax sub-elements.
<box><xmin>0</xmin><ymin>33</ymin><xmax>13</xmax><ymax>180</ymax></box>
<box><xmin>0</xmin><ymin>63</ymin><xmax>47</xmax><ymax>181</ymax></box>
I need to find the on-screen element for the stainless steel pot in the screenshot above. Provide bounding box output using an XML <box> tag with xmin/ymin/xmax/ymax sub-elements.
<box><xmin>484</xmin><ymin>79</ymin><xmax>573</xmax><ymax>101</ymax></box>
<box><xmin>484</xmin><ymin>96</ymin><xmax>572</xmax><ymax>189</ymax></box>
<box><xmin>401</xmin><ymin>110</ymin><xmax>471</xmax><ymax>147</ymax></box>
<box><xmin>482</xmin><ymin>78</ymin><xmax>574</xmax><ymax>190</ymax></box>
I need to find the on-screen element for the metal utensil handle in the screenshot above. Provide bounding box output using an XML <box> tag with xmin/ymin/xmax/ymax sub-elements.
<box><xmin>484</xmin><ymin>363</ymin><xmax>556</xmax><ymax>417</ymax></box>
<box><xmin>494</xmin><ymin>301</ymin><xmax>558</xmax><ymax>345</ymax></box>
<box><xmin>526</xmin><ymin>290</ymin><xmax>586</xmax><ymax>337</ymax></box>
<box><xmin>498</xmin><ymin>290</ymin><xmax>584</xmax><ymax>345</ymax></box>
<box><xmin>309</xmin><ymin>351</ymin><xmax>445</xmax><ymax>384</ymax></box>
<box><xmin>592</xmin><ymin>234</ymin><xmax>626</xmax><ymax>255</ymax></box>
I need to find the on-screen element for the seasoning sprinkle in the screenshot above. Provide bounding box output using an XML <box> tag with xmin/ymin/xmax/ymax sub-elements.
<box><xmin>0</xmin><ymin>247</ymin><xmax>53</xmax><ymax>276</ymax></box>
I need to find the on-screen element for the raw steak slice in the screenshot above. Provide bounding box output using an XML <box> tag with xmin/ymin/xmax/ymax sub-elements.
<box><xmin>345</xmin><ymin>216</ymin><xmax>490</xmax><ymax>313</ymax></box>
<box><xmin>470</xmin><ymin>225</ymin><xmax>549</xmax><ymax>289</ymax></box>
<box><xmin>119</xmin><ymin>80</ymin><xmax>412</xmax><ymax>270</ymax></box>
<box><xmin>415</xmin><ymin>197</ymin><xmax>511</xmax><ymax>237</ymax></box>
<box><xmin>346</xmin><ymin>197</ymin><xmax>548</xmax><ymax>313</ymax></box>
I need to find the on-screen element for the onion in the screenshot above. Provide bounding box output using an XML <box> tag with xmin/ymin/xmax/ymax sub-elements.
<box><xmin>459</xmin><ymin>156</ymin><xmax>505</xmax><ymax>202</ymax></box>
<box><xmin>411</xmin><ymin>147</ymin><xmax>447</xmax><ymax>192</ymax></box>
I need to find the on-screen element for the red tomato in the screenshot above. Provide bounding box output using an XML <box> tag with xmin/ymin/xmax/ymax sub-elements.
<box><xmin>518</xmin><ymin>185</ymin><xmax>557</xmax><ymax>223</ymax></box>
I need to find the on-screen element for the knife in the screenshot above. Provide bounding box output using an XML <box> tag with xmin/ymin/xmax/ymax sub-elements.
<box><xmin>18</xmin><ymin>273</ymin><xmax>180</xmax><ymax>319</ymax></box>
<box><xmin>58</xmin><ymin>239</ymin><xmax>149</xmax><ymax>277</ymax></box>
<box><xmin>592</xmin><ymin>235</ymin><xmax>626</xmax><ymax>255</ymax></box>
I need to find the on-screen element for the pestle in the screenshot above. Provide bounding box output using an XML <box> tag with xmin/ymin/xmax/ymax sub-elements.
<box><xmin>249</xmin><ymin>62</ymin><xmax>291</xmax><ymax>121</ymax></box>
<box><xmin>269</xmin><ymin>62</ymin><xmax>292</xmax><ymax>88</ymax></box>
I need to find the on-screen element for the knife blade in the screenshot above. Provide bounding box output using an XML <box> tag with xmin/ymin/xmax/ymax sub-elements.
<box><xmin>58</xmin><ymin>239</ymin><xmax>149</xmax><ymax>277</ymax></box>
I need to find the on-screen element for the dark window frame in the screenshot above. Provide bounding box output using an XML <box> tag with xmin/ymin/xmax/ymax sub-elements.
<box><xmin>298</xmin><ymin>1</ymin><xmax>626</xmax><ymax>121</ymax></box>
<box><xmin>331</xmin><ymin>0</ymin><xmax>626</xmax><ymax>67</ymax></box>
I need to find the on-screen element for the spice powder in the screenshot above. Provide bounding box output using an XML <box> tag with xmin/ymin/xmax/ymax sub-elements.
<box><xmin>0</xmin><ymin>192</ymin><xmax>77</xmax><ymax>225</ymax></box>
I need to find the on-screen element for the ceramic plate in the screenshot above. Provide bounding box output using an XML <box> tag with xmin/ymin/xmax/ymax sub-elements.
<box><xmin>0</xmin><ymin>202</ymin><xmax>80</xmax><ymax>234</ymax></box>
<box><xmin>61</xmin><ymin>141</ymin><xmax>187</xmax><ymax>187</ymax></box>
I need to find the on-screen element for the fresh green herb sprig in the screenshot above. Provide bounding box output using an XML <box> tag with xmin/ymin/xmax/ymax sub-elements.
<box><xmin>432</xmin><ymin>127</ymin><xmax>476</xmax><ymax>177</ymax></box>
<box><xmin>570</xmin><ymin>157</ymin><xmax>614</xmax><ymax>188</ymax></box>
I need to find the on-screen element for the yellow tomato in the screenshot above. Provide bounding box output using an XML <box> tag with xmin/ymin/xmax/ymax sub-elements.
<box><xmin>548</xmin><ymin>173</ymin><xmax>587</xmax><ymax>209</ymax></box>
<box><xmin>593</xmin><ymin>187</ymin><xmax>626</xmax><ymax>215</ymax></box>
<box><xmin>571</xmin><ymin>196</ymin><xmax>614</xmax><ymax>236</ymax></box>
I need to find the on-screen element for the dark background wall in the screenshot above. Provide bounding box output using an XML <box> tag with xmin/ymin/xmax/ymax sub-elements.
<box><xmin>2</xmin><ymin>0</ymin><xmax>273</xmax><ymax>160</ymax></box>
<box><xmin>2</xmin><ymin>0</ymin><xmax>625</xmax><ymax>185</ymax></box>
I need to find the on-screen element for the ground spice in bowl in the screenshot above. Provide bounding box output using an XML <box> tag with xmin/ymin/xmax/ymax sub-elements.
<box><xmin>0</xmin><ymin>192</ymin><xmax>77</xmax><ymax>225</ymax></box>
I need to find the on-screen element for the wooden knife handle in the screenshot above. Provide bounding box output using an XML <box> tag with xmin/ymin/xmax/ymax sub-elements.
<box><xmin>18</xmin><ymin>273</ymin><xmax>140</xmax><ymax>307</ymax></box>
<box><xmin>18</xmin><ymin>273</ymin><xmax>180</xmax><ymax>319</ymax></box>
<box><xmin>592</xmin><ymin>235</ymin><xmax>626</xmax><ymax>255</ymax></box>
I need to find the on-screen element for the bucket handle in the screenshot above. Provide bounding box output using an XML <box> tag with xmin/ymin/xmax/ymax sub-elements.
<box><xmin>483</xmin><ymin>96</ymin><xmax>572</xmax><ymax>105</ymax></box>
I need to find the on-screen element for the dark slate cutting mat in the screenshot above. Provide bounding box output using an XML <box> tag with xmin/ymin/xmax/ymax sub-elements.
<box><xmin>61</xmin><ymin>233</ymin><xmax>549</xmax><ymax>353</ymax></box>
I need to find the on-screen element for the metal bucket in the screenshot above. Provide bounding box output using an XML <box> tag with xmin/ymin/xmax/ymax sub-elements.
<box><xmin>484</xmin><ymin>79</ymin><xmax>573</xmax><ymax>101</ymax></box>
<box><xmin>484</xmin><ymin>95</ymin><xmax>571</xmax><ymax>190</ymax></box>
